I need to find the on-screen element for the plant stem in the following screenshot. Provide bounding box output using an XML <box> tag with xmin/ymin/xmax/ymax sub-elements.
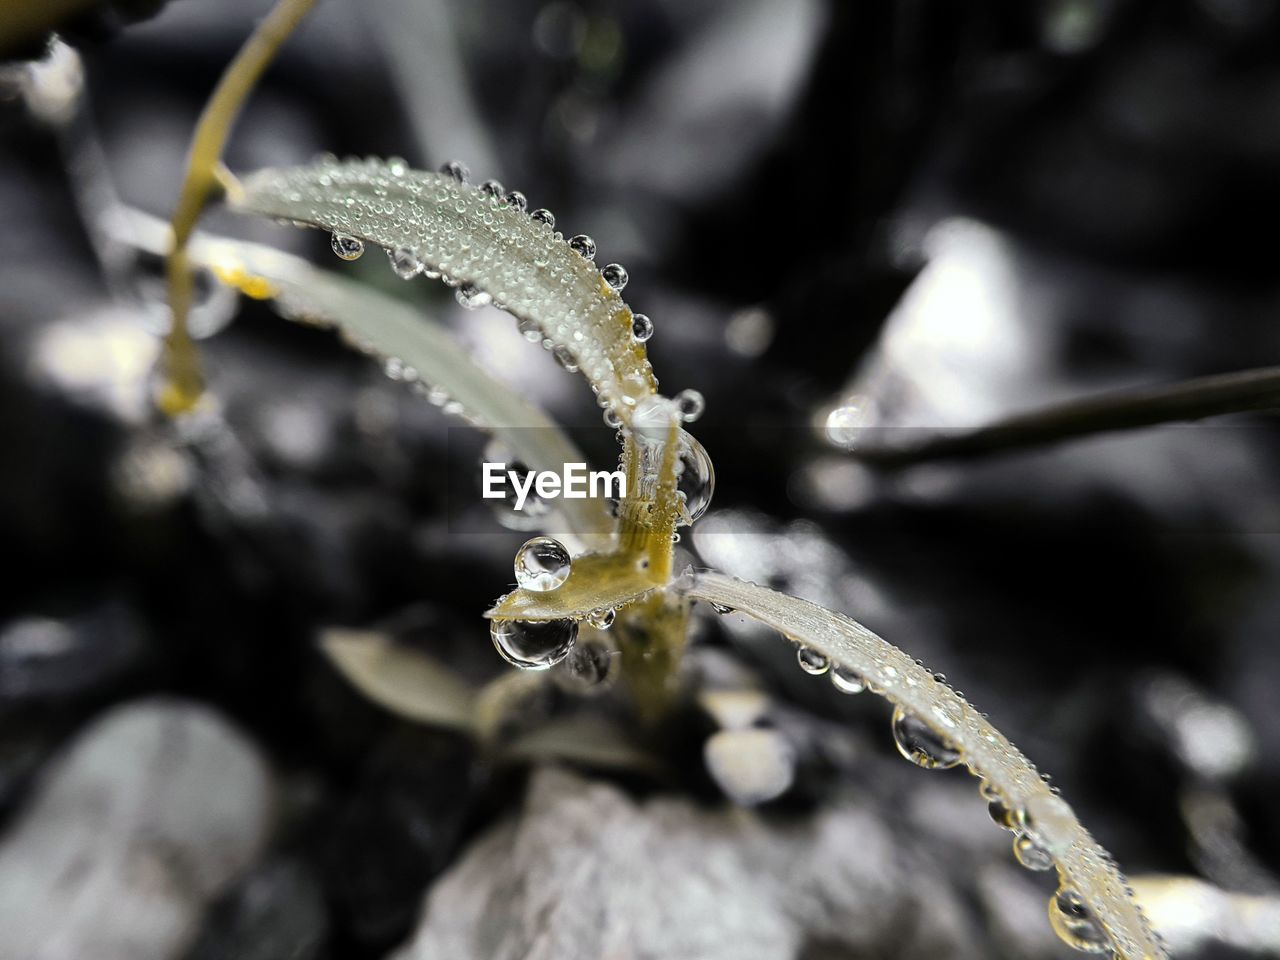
<box><xmin>848</xmin><ymin>365</ymin><xmax>1280</xmax><ymax>468</ymax></box>
<box><xmin>160</xmin><ymin>0</ymin><xmax>317</xmax><ymax>414</ymax></box>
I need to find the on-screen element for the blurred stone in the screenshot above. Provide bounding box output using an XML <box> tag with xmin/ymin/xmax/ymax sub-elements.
<box><xmin>390</xmin><ymin>767</ymin><xmax>984</xmax><ymax>960</ymax></box>
<box><xmin>0</xmin><ymin>699</ymin><xmax>272</xmax><ymax>960</ymax></box>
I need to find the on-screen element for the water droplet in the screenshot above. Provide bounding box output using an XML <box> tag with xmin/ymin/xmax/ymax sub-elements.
<box><xmin>552</xmin><ymin>345</ymin><xmax>579</xmax><ymax>373</ymax></box>
<box><xmin>514</xmin><ymin>536</ymin><xmax>572</xmax><ymax>592</ymax></box>
<box><xmin>531</xmin><ymin>208</ymin><xmax>555</xmax><ymax>227</ymax></box>
<box><xmin>1013</xmin><ymin>835</ymin><xmax>1054</xmax><ymax>871</ymax></box>
<box><xmin>588</xmin><ymin>608</ymin><xmax>616</xmax><ymax>630</ymax></box>
<box><xmin>504</xmin><ymin>190</ymin><xmax>528</xmax><ymax>211</ymax></box>
<box><xmin>797</xmin><ymin>645</ymin><xmax>829</xmax><ymax>675</ymax></box>
<box><xmin>891</xmin><ymin>705</ymin><xmax>961</xmax><ymax>770</ymax></box>
<box><xmin>480</xmin><ymin>178</ymin><xmax>504</xmax><ymax>198</ymax></box>
<box><xmin>569</xmin><ymin>235</ymin><xmax>596</xmax><ymax>260</ymax></box>
<box><xmin>1018</xmin><ymin>792</ymin><xmax>1077</xmax><ymax>858</ymax></box>
<box><xmin>387</xmin><ymin>246</ymin><xmax>423</xmax><ymax>279</ymax></box>
<box><xmin>555</xmin><ymin>633</ymin><xmax>617</xmax><ymax>693</ymax></box>
<box><xmin>825</xmin><ymin>398</ymin><xmax>874</xmax><ymax>448</ymax></box>
<box><xmin>439</xmin><ymin>160</ymin><xmax>469</xmax><ymax>183</ymax></box>
<box><xmin>386</xmin><ymin>156</ymin><xmax>408</xmax><ymax>177</ymax></box>
<box><xmin>456</xmin><ymin>283</ymin><xmax>492</xmax><ymax>309</ymax></box>
<box><xmin>603</xmin><ymin>408</ymin><xmax>622</xmax><ymax>428</ymax></box>
<box><xmin>631</xmin><ymin>313</ymin><xmax>654</xmax><ymax>343</ymax></box>
<box><xmin>1048</xmin><ymin>888</ymin><xmax>1112</xmax><ymax>954</ymax></box>
<box><xmin>831</xmin><ymin>665</ymin><xmax>866</xmax><ymax>694</ymax></box>
<box><xmin>517</xmin><ymin>316</ymin><xmax>543</xmax><ymax>342</ymax></box>
<box><xmin>677</xmin><ymin>432</ymin><xmax>715</xmax><ymax>523</ymax></box>
<box><xmin>601</xmin><ymin>262</ymin><xmax>628</xmax><ymax>290</ymax></box>
<box><xmin>330</xmin><ymin>233</ymin><xmax>364</xmax><ymax>261</ymax></box>
<box><xmin>675</xmin><ymin>389</ymin><xmax>705</xmax><ymax>422</ymax></box>
<box><xmin>490</xmin><ymin>618</ymin><xmax>577</xmax><ymax>670</ymax></box>
<box><xmin>988</xmin><ymin>797</ymin><xmax>1019</xmax><ymax>830</ymax></box>
<box><xmin>711</xmin><ymin>602</ymin><xmax>735</xmax><ymax>615</ymax></box>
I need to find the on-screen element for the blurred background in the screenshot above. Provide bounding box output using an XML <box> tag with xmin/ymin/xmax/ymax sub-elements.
<box><xmin>1</xmin><ymin>0</ymin><xmax>1279</xmax><ymax>957</ymax></box>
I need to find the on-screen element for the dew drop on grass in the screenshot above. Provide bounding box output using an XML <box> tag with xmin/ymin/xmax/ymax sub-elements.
<box><xmin>1013</xmin><ymin>835</ymin><xmax>1054</xmax><ymax>871</ymax></box>
<box><xmin>439</xmin><ymin>160</ymin><xmax>470</xmax><ymax>183</ymax></box>
<box><xmin>552</xmin><ymin>345</ymin><xmax>579</xmax><ymax>372</ymax></box>
<box><xmin>587</xmin><ymin>607</ymin><xmax>616</xmax><ymax>629</ymax></box>
<box><xmin>677</xmin><ymin>433</ymin><xmax>715</xmax><ymax>523</ymax></box>
<box><xmin>387</xmin><ymin>246</ymin><xmax>423</xmax><ymax>279</ymax></box>
<box><xmin>514</xmin><ymin>536</ymin><xmax>572</xmax><ymax>592</ymax></box>
<box><xmin>797</xmin><ymin>645</ymin><xmax>830</xmax><ymax>675</ymax></box>
<box><xmin>710</xmin><ymin>602</ymin><xmax>734</xmax><ymax>615</ymax></box>
<box><xmin>601</xmin><ymin>262</ymin><xmax>628</xmax><ymax>290</ymax></box>
<box><xmin>891</xmin><ymin>705</ymin><xmax>962</xmax><ymax>769</ymax></box>
<box><xmin>490</xmin><ymin>618</ymin><xmax>578</xmax><ymax>670</ymax></box>
<box><xmin>530</xmin><ymin>208</ymin><xmax>555</xmax><ymax>227</ymax></box>
<box><xmin>330</xmin><ymin>233</ymin><xmax>364</xmax><ymax>261</ymax></box>
<box><xmin>631</xmin><ymin>313</ymin><xmax>654</xmax><ymax>342</ymax></box>
<box><xmin>455</xmin><ymin>283</ymin><xmax>492</xmax><ymax>309</ymax></box>
<box><xmin>504</xmin><ymin>190</ymin><xmax>528</xmax><ymax>211</ymax></box>
<box><xmin>675</xmin><ymin>389</ymin><xmax>705</xmax><ymax>422</ymax></box>
<box><xmin>830</xmin><ymin>664</ymin><xmax>866</xmax><ymax>694</ymax></box>
<box><xmin>480</xmin><ymin>178</ymin><xmax>504</xmax><ymax>198</ymax></box>
<box><xmin>1048</xmin><ymin>887</ymin><xmax>1112</xmax><ymax>954</ymax></box>
<box><xmin>569</xmin><ymin>234</ymin><xmax>596</xmax><ymax>260</ymax></box>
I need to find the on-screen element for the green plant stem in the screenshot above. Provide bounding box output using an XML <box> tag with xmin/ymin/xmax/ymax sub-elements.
<box><xmin>161</xmin><ymin>0</ymin><xmax>317</xmax><ymax>413</ymax></box>
<box><xmin>849</xmin><ymin>365</ymin><xmax>1280</xmax><ymax>468</ymax></box>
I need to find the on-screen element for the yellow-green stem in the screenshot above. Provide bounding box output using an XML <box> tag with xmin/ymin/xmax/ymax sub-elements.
<box><xmin>161</xmin><ymin>0</ymin><xmax>317</xmax><ymax>414</ymax></box>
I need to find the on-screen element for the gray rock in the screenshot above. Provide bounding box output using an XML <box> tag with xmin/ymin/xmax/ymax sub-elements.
<box><xmin>0</xmin><ymin>699</ymin><xmax>273</xmax><ymax>960</ymax></box>
<box><xmin>389</xmin><ymin>767</ymin><xmax>983</xmax><ymax>960</ymax></box>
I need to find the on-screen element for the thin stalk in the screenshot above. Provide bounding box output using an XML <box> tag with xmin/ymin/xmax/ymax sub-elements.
<box><xmin>850</xmin><ymin>366</ymin><xmax>1280</xmax><ymax>468</ymax></box>
<box><xmin>160</xmin><ymin>0</ymin><xmax>317</xmax><ymax>414</ymax></box>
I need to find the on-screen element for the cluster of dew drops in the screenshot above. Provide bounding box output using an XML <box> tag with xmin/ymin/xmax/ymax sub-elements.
<box><xmin>326</xmin><ymin>157</ymin><xmax>1132</xmax><ymax>959</ymax></box>
<box><xmin>327</xmin><ymin>159</ymin><xmax>656</xmax><ymax>391</ymax></box>
<box><xmin>785</xmin><ymin>640</ymin><xmax>1129</xmax><ymax>956</ymax></box>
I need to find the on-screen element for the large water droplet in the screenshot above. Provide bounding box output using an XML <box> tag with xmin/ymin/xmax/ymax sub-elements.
<box><xmin>675</xmin><ymin>389</ymin><xmax>705</xmax><ymax>423</ymax></box>
<box><xmin>531</xmin><ymin>208</ymin><xmax>555</xmax><ymax>227</ymax></box>
<box><xmin>480</xmin><ymin>178</ymin><xmax>504</xmax><ymax>198</ymax></box>
<box><xmin>456</xmin><ymin>283</ymin><xmax>492</xmax><ymax>309</ymax></box>
<box><xmin>387</xmin><ymin>247</ymin><xmax>423</xmax><ymax>279</ymax></box>
<box><xmin>797</xmin><ymin>645</ymin><xmax>829</xmax><ymax>675</ymax></box>
<box><xmin>831</xmin><ymin>665</ymin><xmax>866</xmax><ymax>694</ymax></box>
<box><xmin>330</xmin><ymin>233</ymin><xmax>364</xmax><ymax>261</ymax></box>
<box><xmin>1048</xmin><ymin>888</ymin><xmax>1112</xmax><ymax>954</ymax></box>
<box><xmin>439</xmin><ymin>160</ymin><xmax>470</xmax><ymax>183</ymax></box>
<box><xmin>677</xmin><ymin>433</ymin><xmax>715</xmax><ymax>524</ymax></box>
<box><xmin>891</xmin><ymin>705</ymin><xmax>962</xmax><ymax>770</ymax></box>
<box><xmin>514</xmin><ymin>536</ymin><xmax>572</xmax><ymax>592</ymax></box>
<box><xmin>569</xmin><ymin>235</ymin><xmax>596</xmax><ymax>260</ymax></box>
<box><xmin>504</xmin><ymin>190</ymin><xmax>528</xmax><ymax>211</ymax></box>
<box><xmin>1013</xmin><ymin>835</ymin><xmax>1054</xmax><ymax>871</ymax></box>
<box><xmin>631</xmin><ymin>313</ymin><xmax>654</xmax><ymax>343</ymax></box>
<box><xmin>601</xmin><ymin>262</ymin><xmax>628</xmax><ymax>290</ymax></box>
<box><xmin>490</xmin><ymin>618</ymin><xmax>577</xmax><ymax>670</ymax></box>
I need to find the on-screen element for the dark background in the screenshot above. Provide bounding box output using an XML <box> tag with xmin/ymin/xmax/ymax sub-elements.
<box><xmin>1</xmin><ymin>0</ymin><xmax>1278</xmax><ymax>957</ymax></box>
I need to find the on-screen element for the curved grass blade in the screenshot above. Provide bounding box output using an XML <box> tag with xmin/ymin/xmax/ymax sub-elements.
<box><xmin>320</xmin><ymin>628</ymin><xmax>477</xmax><ymax>732</ymax></box>
<box><xmin>230</xmin><ymin>157</ymin><xmax>659</xmax><ymax>425</ymax></box>
<box><xmin>106</xmin><ymin>207</ymin><xmax>614</xmax><ymax>543</ymax></box>
<box><xmin>681</xmin><ymin>570</ymin><xmax>1166</xmax><ymax>960</ymax></box>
